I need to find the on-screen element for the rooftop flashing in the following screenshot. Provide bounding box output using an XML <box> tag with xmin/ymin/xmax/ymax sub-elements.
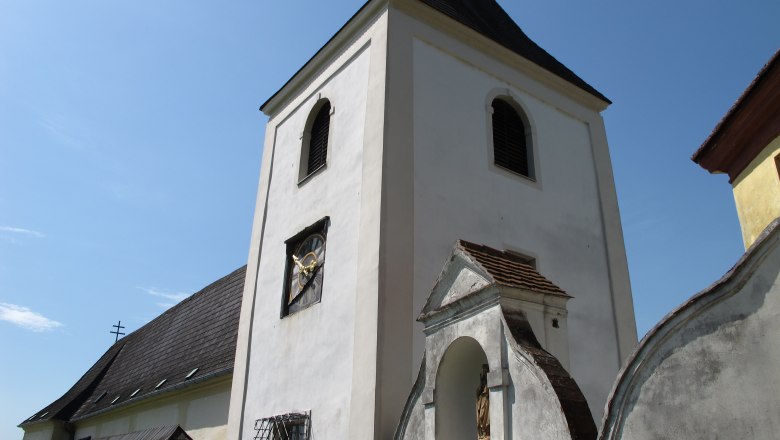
<box><xmin>692</xmin><ymin>49</ymin><xmax>780</xmax><ymax>181</ymax></box>
<box><xmin>259</xmin><ymin>0</ymin><xmax>378</xmax><ymax>113</ymax></box>
<box><xmin>260</xmin><ymin>0</ymin><xmax>610</xmax><ymax>115</ymax></box>
<box><xmin>21</xmin><ymin>267</ymin><xmax>245</xmax><ymax>427</ymax></box>
<box><xmin>185</xmin><ymin>368</ymin><xmax>199</xmax><ymax>380</ymax></box>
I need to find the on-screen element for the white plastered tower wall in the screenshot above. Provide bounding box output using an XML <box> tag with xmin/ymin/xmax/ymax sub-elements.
<box><xmin>229</xmin><ymin>0</ymin><xmax>637</xmax><ymax>438</ymax></box>
<box><xmin>227</xmin><ymin>3</ymin><xmax>393</xmax><ymax>439</ymax></box>
<box><xmin>385</xmin><ymin>0</ymin><xmax>637</xmax><ymax>421</ymax></box>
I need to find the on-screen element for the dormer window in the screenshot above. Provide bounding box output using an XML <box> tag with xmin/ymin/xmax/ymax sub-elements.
<box><xmin>299</xmin><ymin>99</ymin><xmax>332</xmax><ymax>182</ymax></box>
<box><xmin>491</xmin><ymin>97</ymin><xmax>533</xmax><ymax>179</ymax></box>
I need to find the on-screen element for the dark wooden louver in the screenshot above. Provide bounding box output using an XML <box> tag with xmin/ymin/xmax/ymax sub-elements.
<box><xmin>307</xmin><ymin>102</ymin><xmax>331</xmax><ymax>175</ymax></box>
<box><xmin>492</xmin><ymin>99</ymin><xmax>529</xmax><ymax>177</ymax></box>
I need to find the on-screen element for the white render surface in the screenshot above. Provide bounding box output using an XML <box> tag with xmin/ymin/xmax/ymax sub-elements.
<box><xmin>231</xmin><ymin>0</ymin><xmax>637</xmax><ymax>437</ymax></box>
<box><xmin>406</xmin><ymin>25</ymin><xmax>634</xmax><ymax>419</ymax></box>
<box><xmin>21</xmin><ymin>424</ymin><xmax>64</xmax><ymax>440</ymax></box>
<box><xmin>408</xmin><ymin>309</ymin><xmax>575</xmax><ymax>440</ymax></box>
<box><xmin>233</xmin><ymin>8</ymin><xmax>386</xmax><ymax>440</ymax></box>
<box><xmin>600</xmin><ymin>220</ymin><xmax>780</xmax><ymax>440</ymax></box>
<box><xmin>396</xmin><ymin>252</ymin><xmax>590</xmax><ymax>440</ymax></box>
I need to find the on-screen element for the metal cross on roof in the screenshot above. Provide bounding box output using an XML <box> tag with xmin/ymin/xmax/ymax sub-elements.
<box><xmin>110</xmin><ymin>320</ymin><xmax>126</xmax><ymax>342</ymax></box>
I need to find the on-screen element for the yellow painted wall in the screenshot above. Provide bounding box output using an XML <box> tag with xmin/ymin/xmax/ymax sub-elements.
<box><xmin>71</xmin><ymin>376</ymin><xmax>231</xmax><ymax>440</ymax></box>
<box><xmin>732</xmin><ymin>135</ymin><xmax>780</xmax><ymax>248</ymax></box>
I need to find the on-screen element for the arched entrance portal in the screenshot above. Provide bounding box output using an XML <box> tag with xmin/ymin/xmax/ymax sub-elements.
<box><xmin>435</xmin><ymin>337</ymin><xmax>490</xmax><ymax>440</ymax></box>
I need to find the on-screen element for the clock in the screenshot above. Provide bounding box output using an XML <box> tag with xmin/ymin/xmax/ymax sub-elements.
<box><xmin>283</xmin><ymin>218</ymin><xmax>328</xmax><ymax>316</ymax></box>
<box><xmin>288</xmin><ymin>233</ymin><xmax>325</xmax><ymax>304</ymax></box>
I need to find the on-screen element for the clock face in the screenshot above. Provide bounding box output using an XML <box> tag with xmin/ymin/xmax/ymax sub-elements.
<box><xmin>288</xmin><ymin>233</ymin><xmax>326</xmax><ymax>306</ymax></box>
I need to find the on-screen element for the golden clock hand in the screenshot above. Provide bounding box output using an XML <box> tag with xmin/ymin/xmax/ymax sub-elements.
<box><xmin>293</xmin><ymin>262</ymin><xmax>323</xmax><ymax>302</ymax></box>
<box><xmin>292</xmin><ymin>255</ymin><xmax>305</xmax><ymax>271</ymax></box>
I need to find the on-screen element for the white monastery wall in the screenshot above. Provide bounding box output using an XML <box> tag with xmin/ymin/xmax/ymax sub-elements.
<box><xmin>237</xmin><ymin>12</ymin><xmax>384</xmax><ymax>440</ymax></box>
<box><xmin>70</xmin><ymin>378</ymin><xmax>231</xmax><ymax>440</ymax></box>
<box><xmin>407</xmin><ymin>30</ymin><xmax>631</xmax><ymax>420</ymax></box>
<box><xmin>600</xmin><ymin>221</ymin><xmax>780</xmax><ymax>439</ymax></box>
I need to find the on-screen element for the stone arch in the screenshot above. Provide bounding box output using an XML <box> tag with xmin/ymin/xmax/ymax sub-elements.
<box><xmin>435</xmin><ymin>336</ymin><xmax>489</xmax><ymax>440</ymax></box>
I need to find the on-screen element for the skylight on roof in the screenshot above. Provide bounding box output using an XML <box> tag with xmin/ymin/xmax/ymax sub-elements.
<box><xmin>130</xmin><ymin>388</ymin><xmax>141</xmax><ymax>398</ymax></box>
<box><xmin>110</xmin><ymin>396</ymin><xmax>120</xmax><ymax>405</ymax></box>
<box><xmin>39</xmin><ymin>412</ymin><xmax>48</xmax><ymax>418</ymax></box>
<box><xmin>155</xmin><ymin>379</ymin><xmax>167</xmax><ymax>389</ymax></box>
<box><xmin>27</xmin><ymin>414</ymin><xmax>38</xmax><ymax>421</ymax></box>
<box><xmin>94</xmin><ymin>392</ymin><xmax>107</xmax><ymax>404</ymax></box>
<box><xmin>185</xmin><ymin>368</ymin><xmax>199</xmax><ymax>380</ymax></box>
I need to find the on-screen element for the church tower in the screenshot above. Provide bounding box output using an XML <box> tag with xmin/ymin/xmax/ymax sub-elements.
<box><xmin>228</xmin><ymin>1</ymin><xmax>637</xmax><ymax>438</ymax></box>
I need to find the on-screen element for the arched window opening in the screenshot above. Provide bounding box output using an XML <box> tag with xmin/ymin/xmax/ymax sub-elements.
<box><xmin>301</xmin><ymin>100</ymin><xmax>331</xmax><ymax>180</ymax></box>
<box><xmin>435</xmin><ymin>337</ymin><xmax>490</xmax><ymax>440</ymax></box>
<box><xmin>492</xmin><ymin>98</ymin><xmax>531</xmax><ymax>178</ymax></box>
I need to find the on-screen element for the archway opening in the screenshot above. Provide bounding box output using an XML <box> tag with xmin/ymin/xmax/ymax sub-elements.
<box><xmin>435</xmin><ymin>337</ymin><xmax>490</xmax><ymax>440</ymax></box>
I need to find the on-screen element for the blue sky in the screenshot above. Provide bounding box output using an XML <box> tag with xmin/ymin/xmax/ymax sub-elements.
<box><xmin>1</xmin><ymin>0</ymin><xmax>778</xmax><ymax>438</ymax></box>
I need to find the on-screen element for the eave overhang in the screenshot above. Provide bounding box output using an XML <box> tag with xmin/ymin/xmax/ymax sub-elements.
<box><xmin>260</xmin><ymin>0</ymin><xmax>612</xmax><ymax>117</ymax></box>
<box><xmin>692</xmin><ymin>50</ymin><xmax>780</xmax><ymax>183</ymax></box>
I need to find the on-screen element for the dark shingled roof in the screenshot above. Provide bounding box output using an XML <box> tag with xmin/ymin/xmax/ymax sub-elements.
<box><xmin>418</xmin><ymin>0</ymin><xmax>610</xmax><ymax>103</ymax></box>
<box><xmin>503</xmin><ymin>310</ymin><xmax>597</xmax><ymax>440</ymax></box>
<box><xmin>260</xmin><ymin>0</ymin><xmax>609</xmax><ymax>112</ymax></box>
<box><xmin>458</xmin><ymin>240</ymin><xmax>569</xmax><ymax>297</ymax></box>
<box><xmin>20</xmin><ymin>266</ymin><xmax>246</xmax><ymax>426</ymax></box>
<box><xmin>692</xmin><ymin>49</ymin><xmax>780</xmax><ymax>182</ymax></box>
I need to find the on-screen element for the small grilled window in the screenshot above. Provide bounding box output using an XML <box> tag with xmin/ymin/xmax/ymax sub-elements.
<box><xmin>492</xmin><ymin>98</ymin><xmax>530</xmax><ymax>177</ymax></box>
<box><xmin>306</xmin><ymin>101</ymin><xmax>331</xmax><ymax>176</ymax></box>
<box><xmin>255</xmin><ymin>412</ymin><xmax>311</xmax><ymax>440</ymax></box>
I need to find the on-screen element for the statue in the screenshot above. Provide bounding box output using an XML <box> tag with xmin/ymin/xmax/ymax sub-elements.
<box><xmin>476</xmin><ymin>364</ymin><xmax>490</xmax><ymax>440</ymax></box>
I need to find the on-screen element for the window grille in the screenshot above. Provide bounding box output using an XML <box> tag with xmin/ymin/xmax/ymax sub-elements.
<box><xmin>307</xmin><ymin>102</ymin><xmax>330</xmax><ymax>175</ymax></box>
<box><xmin>492</xmin><ymin>98</ymin><xmax>529</xmax><ymax>177</ymax></box>
<box><xmin>254</xmin><ymin>412</ymin><xmax>311</xmax><ymax>440</ymax></box>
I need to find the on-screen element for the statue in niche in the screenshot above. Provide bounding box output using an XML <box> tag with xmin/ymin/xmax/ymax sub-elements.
<box><xmin>476</xmin><ymin>364</ymin><xmax>490</xmax><ymax>440</ymax></box>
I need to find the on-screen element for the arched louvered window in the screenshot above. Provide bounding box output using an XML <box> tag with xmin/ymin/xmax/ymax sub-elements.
<box><xmin>492</xmin><ymin>98</ymin><xmax>531</xmax><ymax>178</ymax></box>
<box><xmin>304</xmin><ymin>101</ymin><xmax>331</xmax><ymax>177</ymax></box>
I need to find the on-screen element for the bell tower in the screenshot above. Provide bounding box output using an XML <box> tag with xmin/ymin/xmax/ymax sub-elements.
<box><xmin>229</xmin><ymin>1</ymin><xmax>637</xmax><ymax>438</ymax></box>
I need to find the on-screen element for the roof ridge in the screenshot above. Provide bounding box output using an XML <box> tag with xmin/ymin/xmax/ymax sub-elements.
<box><xmin>458</xmin><ymin>239</ymin><xmax>535</xmax><ymax>268</ymax></box>
<box><xmin>693</xmin><ymin>48</ymin><xmax>780</xmax><ymax>162</ymax></box>
<box><xmin>457</xmin><ymin>239</ymin><xmax>569</xmax><ymax>296</ymax></box>
<box><xmin>23</xmin><ymin>265</ymin><xmax>246</xmax><ymax>424</ymax></box>
<box><xmin>261</xmin><ymin>0</ymin><xmax>610</xmax><ymax>112</ymax></box>
<box><xmin>417</xmin><ymin>0</ymin><xmax>610</xmax><ymax>103</ymax></box>
<box><xmin>118</xmin><ymin>265</ymin><xmax>246</xmax><ymax>344</ymax></box>
<box><xmin>20</xmin><ymin>342</ymin><xmax>126</xmax><ymax>426</ymax></box>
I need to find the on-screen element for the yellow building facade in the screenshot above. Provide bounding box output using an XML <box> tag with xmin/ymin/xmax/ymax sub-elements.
<box><xmin>732</xmin><ymin>136</ymin><xmax>780</xmax><ymax>247</ymax></box>
<box><xmin>693</xmin><ymin>49</ymin><xmax>780</xmax><ymax>249</ymax></box>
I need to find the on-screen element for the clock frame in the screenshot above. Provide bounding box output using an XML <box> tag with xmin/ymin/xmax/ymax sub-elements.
<box><xmin>281</xmin><ymin>217</ymin><xmax>329</xmax><ymax>317</ymax></box>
